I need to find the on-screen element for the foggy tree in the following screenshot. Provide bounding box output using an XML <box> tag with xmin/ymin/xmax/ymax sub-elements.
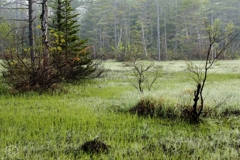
<box><xmin>163</xmin><ymin>8</ymin><xmax>168</xmax><ymax>59</ymax></box>
<box><xmin>156</xmin><ymin>0</ymin><xmax>160</xmax><ymax>61</ymax></box>
<box><xmin>113</xmin><ymin>0</ymin><xmax>117</xmax><ymax>49</ymax></box>
<box><xmin>137</xmin><ymin>0</ymin><xmax>150</xmax><ymax>57</ymax></box>
<box><xmin>176</xmin><ymin>0</ymin><xmax>201</xmax><ymax>59</ymax></box>
<box><xmin>173</xmin><ymin>0</ymin><xmax>178</xmax><ymax>55</ymax></box>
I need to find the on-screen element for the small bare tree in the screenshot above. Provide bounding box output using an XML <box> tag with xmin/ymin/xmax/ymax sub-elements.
<box><xmin>125</xmin><ymin>59</ymin><xmax>162</xmax><ymax>93</ymax></box>
<box><xmin>187</xmin><ymin>19</ymin><xmax>238</xmax><ymax>123</ymax></box>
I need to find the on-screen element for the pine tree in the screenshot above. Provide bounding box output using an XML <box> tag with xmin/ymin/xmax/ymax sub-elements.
<box><xmin>50</xmin><ymin>0</ymin><xmax>103</xmax><ymax>81</ymax></box>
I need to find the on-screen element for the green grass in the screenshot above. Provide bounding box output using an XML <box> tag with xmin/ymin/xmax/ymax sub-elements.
<box><xmin>0</xmin><ymin>60</ymin><xmax>240</xmax><ymax>159</ymax></box>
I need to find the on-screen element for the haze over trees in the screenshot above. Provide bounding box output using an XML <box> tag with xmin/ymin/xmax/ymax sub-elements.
<box><xmin>0</xmin><ymin>0</ymin><xmax>239</xmax><ymax>62</ymax></box>
<box><xmin>78</xmin><ymin>0</ymin><xmax>240</xmax><ymax>60</ymax></box>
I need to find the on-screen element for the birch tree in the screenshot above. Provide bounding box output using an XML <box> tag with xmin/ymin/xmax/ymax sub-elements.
<box><xmin>28</xmin><ymin>0</ymin><xmax>35</xmax><ymax>66</ymax></box>
<box><xmin>40</xmin><ymin>0</ymin><xmax>49</xmax><ymax>67</ymax></box>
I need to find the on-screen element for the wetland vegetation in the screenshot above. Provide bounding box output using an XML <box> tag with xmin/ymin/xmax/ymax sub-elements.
<box><xmin>0</xmin><ymin>60</ymin><xmax>240</xmax><ymax>159</ymax></box>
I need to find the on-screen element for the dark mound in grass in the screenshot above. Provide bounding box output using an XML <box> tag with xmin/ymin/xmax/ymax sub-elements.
<box><xmin>81</xmin><ymin>138</ymin><xmax>110</xmax><ymax>154</ymax></box>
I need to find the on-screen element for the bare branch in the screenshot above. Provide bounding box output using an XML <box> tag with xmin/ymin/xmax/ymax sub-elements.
<box><xmin>187</xmin><ymin>19</ymin><xmax>239</xmax><ymax>123</ymax></box>
<box><xmin>0</xmin><ymin>7</ymin><xmax>28</xmax><ymax>9</ymax></box>
<box><xmin>125</xmin><ymin>60</ymin><xmax>161</xmax><ymax>93</ymax></box>
<box><xmin>7</xmin><ymin>19</ymin><xmax>28</xmax><ymax>22</ymax></box>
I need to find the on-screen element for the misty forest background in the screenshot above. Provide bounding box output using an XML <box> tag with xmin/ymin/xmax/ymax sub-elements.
<box><xmin>1</xmin><ymin>0</ymin><xmax>240</xmax><ymax>158</ymax></box>
<box><xmin>0</xmin><ymin>0</ymin><xmax>240</xmax><ymax>62</ymax></box>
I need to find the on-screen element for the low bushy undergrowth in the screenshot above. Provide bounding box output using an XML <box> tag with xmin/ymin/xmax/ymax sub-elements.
<box><xmin>1</xmin><ymin>58</ymin><xmax>60</xmax><ymax>93</ymax></box>
<box><xmin>1</xmin><ymin>54</ymin><xmax>104</xmax><ymax>93</ymax></box>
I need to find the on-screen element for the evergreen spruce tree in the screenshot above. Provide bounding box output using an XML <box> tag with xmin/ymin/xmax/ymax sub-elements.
<box><xmin>50</xmin><ymin>0</ymin><xmax>102</xmax><ymax>81</ymax></box>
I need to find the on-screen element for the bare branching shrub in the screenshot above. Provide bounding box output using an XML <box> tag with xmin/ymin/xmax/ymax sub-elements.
<box><xmin>124</xmin><ymin>59</ymin><xmax>162</xmax><ymax>93</ymax></box>
<box><xmin>186</xmin><ymin>19</ymin><xmax>238</xmax><ymax>124</ymax></box>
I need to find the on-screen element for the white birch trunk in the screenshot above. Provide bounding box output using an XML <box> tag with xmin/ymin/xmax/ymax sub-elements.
<box><xmin>41</xmin><ymin>0</ymin><xmax>49</xmax><ymax>67</ymax></box>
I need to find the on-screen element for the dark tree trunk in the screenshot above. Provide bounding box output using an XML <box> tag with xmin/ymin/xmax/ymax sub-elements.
<box><xmin>28</xmin><ymin>0</ymin><xmax>35</xmax><ymax>66</ymax></box>
<box><xmin>191</xmin><ymin>84</ymin><xmax>201</xmax><ymax>123</ymax></box>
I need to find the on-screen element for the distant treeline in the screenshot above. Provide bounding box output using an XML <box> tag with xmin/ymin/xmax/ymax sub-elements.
<box><xmin>79</xmin><ymin>0</ymin><xmax>240</xmax><ymax>61</ymax></box>
<box><xmin>0</xmin><ymin>0</ymin><xmax>239</xmax><ymax>61</ymax></box>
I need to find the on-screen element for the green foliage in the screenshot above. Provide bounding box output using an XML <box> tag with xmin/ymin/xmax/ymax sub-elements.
<box><xmin>0</xmin><ymin>22</ymin><xmax>15</xmax><ymax>57</ymax></box>
<box><xmin>0</xmin><ymin>23</ymin><xmax>62</xmax><ymax>92</ymax></box>
<box><xmin>50</xmin><ymin>0</ymin><xmax>103</xmax><ymax>81</ymax></box>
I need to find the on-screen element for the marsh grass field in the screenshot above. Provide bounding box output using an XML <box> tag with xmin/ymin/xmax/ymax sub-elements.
<box><xmin>1</xmin><ymin>60</ymin><xmax>240</xmax><ymax>159</ymax></box>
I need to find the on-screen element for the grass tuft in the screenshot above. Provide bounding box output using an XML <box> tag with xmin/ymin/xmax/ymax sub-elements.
<box><xmin>129</xmin><ymin>96</ymin><xmax>182</xmax><ymax>119</ymax></box>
